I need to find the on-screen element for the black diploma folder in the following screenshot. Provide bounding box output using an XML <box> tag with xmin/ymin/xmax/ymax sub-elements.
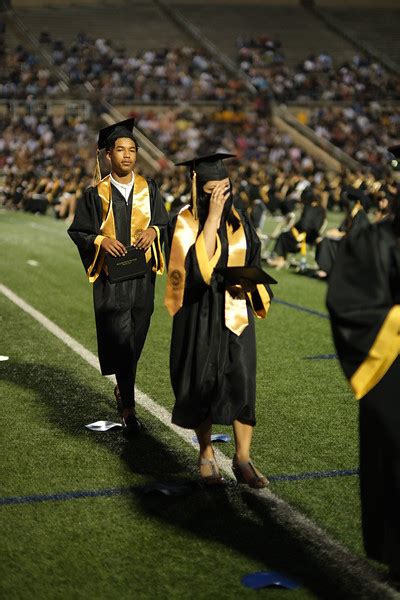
<box><xmin>215</xmin><ymin>266</ymin><xmax>278</xmax><ymax>286</ymax></box>
<box><xmin>105</xmin><ymin>246</ymin><xmax>147</xmax><ymax>284</ymax></box>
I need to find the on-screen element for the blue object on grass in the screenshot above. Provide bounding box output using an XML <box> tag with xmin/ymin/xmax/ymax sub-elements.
<box><xmin>241</xmin><ymin>571</ymin><xmax>300</xmax><ymax>590</ymax></box>
<box><xmin>303</xmin><ymin>354</ymin><xmax>337</xmax><ymax>360</ymax></box>
<box><xmin>192</xmin><ymin>433</ymin><xmax>231</xmax><ymax>445</ymax></box>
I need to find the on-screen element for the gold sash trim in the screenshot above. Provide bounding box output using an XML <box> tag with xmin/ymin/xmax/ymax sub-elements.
<box><xmin>291</xmin><ymin>226</ymin><xmax>307</xmax><ymax>256</ymax></box>
<box><xmin>165</xmin><ymin>207</ymin><xmax>256</xmax><ymax>335</ymax></box>
<box><xmin>86</xmin><ymin>174</ymin><xmax>158</xmax><ymax>283</ymax></box>
<box><xmin>351</xmin><ymin>305</ymin><xmax>400</xmax><ymax>400</ymax></box>
<box><xmin>225</xmin><ymin>208</ymin><xmax>248</xmax><ymax>335</ymax></box>
<box><xmin>247</xmin><ymin>283</ymin><xmax>271</xmax><ymax>320</ymax></box>
<box><xmin>164</xmin><ymin>207</ymin><xmax>198</xmax><ymax>316</ymax></box>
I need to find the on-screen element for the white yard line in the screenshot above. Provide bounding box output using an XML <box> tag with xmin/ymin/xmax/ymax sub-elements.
<box><xmin>0</xmin><ymin>283</ymin><xmax>232</xmax><ymax>472</ymax></box>
<box><xmin>1</xmin><ymin>283</ymin><xmax>398</xmax><ymax>599</ymax></box>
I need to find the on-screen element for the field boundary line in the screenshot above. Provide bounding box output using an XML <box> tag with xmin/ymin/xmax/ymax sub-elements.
<box><xmin>0</xmin><ymin>283</ymin><xmax>232</xmax><ymax>472</ymax></box>
<box><xmin>0</xmin><ymin>469</ymin><xmax>359</xmax><ymax>507</ymax></box>
<box><xmin>1</xmin><ymin>283</ymin><xmax>398</xmax><ymax>599</ymax></box>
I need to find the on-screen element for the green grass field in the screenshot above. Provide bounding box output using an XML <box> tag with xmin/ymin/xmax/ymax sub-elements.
<box><xmin>0</xmin><ymin>209</ymin><xmax>391</xmax><ymax>599</ymax></box>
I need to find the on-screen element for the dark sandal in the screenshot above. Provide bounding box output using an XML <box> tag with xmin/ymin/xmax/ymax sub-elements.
<box><xmin>232</xmin><ymin>457</ymin><xmax>269</xmax><ymax>489</ymax></box>
<box><xmin>199</xmin><ymin>455</ymin><xmax>225</xmax><ymax>486</ymax></box>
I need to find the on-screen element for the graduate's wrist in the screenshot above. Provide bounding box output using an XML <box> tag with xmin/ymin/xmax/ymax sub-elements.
<box><xmin>205</xmin><ymin>214</ymin><xmax>221</xmax><ymax>228</ymax></box>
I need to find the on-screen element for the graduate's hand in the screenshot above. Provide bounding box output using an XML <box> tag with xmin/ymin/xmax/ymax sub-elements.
<box><xmin>101</xmin><ymin>237</ymin><xmax>127</xmax><ymax>257</ymax></box>
<box><xmin>134</xmin><ymin>227</ymin><xmax>157</xmax><ymax>251</ymax></box>
<box><xmin>208</xmin><ymin>181</ymin><xmax>230</xmax><ymax>223</ymax></box>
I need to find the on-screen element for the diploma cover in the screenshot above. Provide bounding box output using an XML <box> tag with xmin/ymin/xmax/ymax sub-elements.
<box><xmin>105</xmin><ymin>246</ymin><xmax>147</xmax><ymax>284</ymax></box>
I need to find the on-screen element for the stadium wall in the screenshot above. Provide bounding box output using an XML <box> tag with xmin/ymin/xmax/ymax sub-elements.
<box><xmin>9</xmin><ymin>0</ymin><xmax>400</xmax><ymax>7</ymax></box>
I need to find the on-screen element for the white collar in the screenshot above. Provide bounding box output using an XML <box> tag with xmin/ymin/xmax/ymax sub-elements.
<box><xmin>110</xmin><ymin>172</ymin><xmax>134</xmax><ymax>188</ymax></box>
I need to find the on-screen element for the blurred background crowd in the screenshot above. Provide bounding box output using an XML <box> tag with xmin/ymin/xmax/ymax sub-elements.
<box><xmin>0</xmin><ymin>1</ymin><xmax>399</xmax><ymax>274</ymax></box>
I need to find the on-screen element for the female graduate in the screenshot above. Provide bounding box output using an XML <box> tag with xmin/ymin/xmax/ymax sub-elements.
<box><xmin>165</xmin><ymin>153</ymin><xmax>273</xmax><ymax>488</ymax></box>
<box><xmin>326</xmin><ymin>146</ymin><xmax>400</xmax><ymax>583</ymax></box>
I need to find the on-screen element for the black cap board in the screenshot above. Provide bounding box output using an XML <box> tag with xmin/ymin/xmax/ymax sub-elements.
<box><xmin>215</xmin><ymin>266</ymin><xmax>278</xmax><ymax>286</ymax></box>
<box><xmin>98</xmin><ymin>118</ymin><xmax>136</xmax><ymax>150</ymax></box>
<box><xmin>176</xmin><ymin>152</ymin><xmax>235</xmax><ymax>185</ymax></box>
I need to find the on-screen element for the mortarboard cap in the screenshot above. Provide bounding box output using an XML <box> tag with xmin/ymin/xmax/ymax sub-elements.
<box><xmin>92</xmin><ymin>118</ymin><xmax>136</xmax><ymax>186</ymax></box>
<box><xmin>215</xmin><ymin>265</ymin><xmax>277</xmax><ymax>286</ymax></box>
<box><xmin>175</xmin><ymin>152</ymin><xmax>235</xmax><ymax>220</ymax></box>
<box><xmin>176</xmin><ymin>152</ymin><xmax>235</xmax><ymax>183</ymax></box>
<box><xmin>98</xmin><ymin>118</ymin><xmax>136</xmax><ymax>150</ymax></box>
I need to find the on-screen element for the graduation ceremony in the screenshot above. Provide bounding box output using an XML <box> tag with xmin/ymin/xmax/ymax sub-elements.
<box><xmin>0</xmin><ymin>0</ymin><xmax>399</xmax><ymax>598</ymax></box>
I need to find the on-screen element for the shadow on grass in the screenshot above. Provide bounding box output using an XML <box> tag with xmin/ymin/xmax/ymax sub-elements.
<box><xmin>1</xmin><ymin>361</ymin><xmax>188</xmax><ymax>477</ymax></box>
<box><xmin>1</xmin><ymin>362</ymin><xmax>387</xmax><ymax>600</ymax></box>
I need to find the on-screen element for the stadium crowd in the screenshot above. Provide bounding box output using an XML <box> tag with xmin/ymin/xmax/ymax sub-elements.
<box><xmin>0</xmin><ymin>44</ymin><xmax>64</xmax><ymax>100</ymax></box>
<box><xmin>2</xmin><ymin>30</ymin><xmax>398</xmax><ymax>182</ymax></box>
<box><xmin>300</xmin><ymin>102</ymin><xmax>400</xmax><ymax>177</ymax></box>
<box><xmin>39</xmin><ymin>32</ymin><xmax>246</xmax><ymax>103</ymax></box>
<box><xmin>237</xmin><ymin>35</ymin><xmax>400</xmax><ymax>102</ymax></box>
<box><xmin>0</xmin><ymin>114</ymin><xmax>92</xmax><ymax>218</ymax></box>
<box><xmin>0</xmin><ymin>29</ymin><xmax>398</xmax><ymax>248</ymax></box>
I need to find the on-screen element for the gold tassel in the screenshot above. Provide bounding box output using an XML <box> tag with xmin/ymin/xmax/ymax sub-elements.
<box><xmin>192</xmin><ymin>169</ymin><xmax>198</xmax><ymax>220</ymax></box>
<box><xmin>92</xmin><ymin>149</ymin><xmax>102</xmax><ymax>187</ymax></box>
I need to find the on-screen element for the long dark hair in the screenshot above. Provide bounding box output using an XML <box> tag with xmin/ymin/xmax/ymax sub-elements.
<box><xmin>391</xmin><ymin>195</ymin><xmax>400</xmax><ymax>238</ymax></box>
<box><xmin>195</xmin><ymin>181</ymin><xmax>241</xmax><ymax>232</ymax></box>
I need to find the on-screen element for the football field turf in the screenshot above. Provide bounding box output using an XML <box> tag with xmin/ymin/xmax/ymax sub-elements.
<box><xmin>0</xmin><ymin>210</ymin><xmax>394</xmax><ymax>599</ymax></box>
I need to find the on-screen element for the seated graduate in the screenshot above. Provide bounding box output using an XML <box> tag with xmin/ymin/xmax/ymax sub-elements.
<box><xmin>267</xmin><ymin>189</ymin><xmax>326</xmax><ymax>269</ymax></box>
<box><xmin>165</xmin><ymin>152</ymin><xmax>273</xmax><ymax>488</ymax></box>
<box><xmin>326</xmin><ymin>144</ymin><xmax>400</xmax><ymax>585</ymax></box>
<box><xmin>68</xmin><ymin>119</ymin><xmax>168</xmax><ymax>435</ymax></box>
<box><xmin>314</xmin><ymin>187</ymin><xmax>369</xmax><ymax>279</ymax></box>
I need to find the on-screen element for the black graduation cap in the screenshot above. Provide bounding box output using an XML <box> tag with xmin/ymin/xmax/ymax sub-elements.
<box><xmin>98</xmin><ymin>118</ymin><xmax>136</xmax><ymax>150</ymax></box>
<box><xmin>175</xmin><ymin>152</ymin><xmax>235</xmax><ymax>219</ymax></box>
<box><xmin>215</xmin><ymin>266</ymin><xmax>277</xmax><ymax>285</ymax></box>
<box><xmin>92</xmin><ymin>118</ymin><xmax>136</xmax><ymax>186</ymax></box>
<box><xmin>176</xmin><ymin>152</ymin><xmax>235</xmax><ymax>184</ymax></box>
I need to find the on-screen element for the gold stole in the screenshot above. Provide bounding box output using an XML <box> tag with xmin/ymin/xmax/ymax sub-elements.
<box><xmin>164</xmin><ymin>207</ymin><xmax>249</xmax><ymax>335</ymax></box>
<box><xmin>87</xmin><ymin>174</ymin><xmax>163</xmax><ymax>283</ymax></box>
<box><xmin>291</xmin><ymin>227</ymin><xmax>307</xmax><ymax>256</ymax></box>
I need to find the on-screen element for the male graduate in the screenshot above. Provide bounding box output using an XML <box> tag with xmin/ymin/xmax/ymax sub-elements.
<box><xmin>68</xmin><ymin>119</ymin><xmax>168</xmax><ymax>435</ymax></box>
<box><xmin>327</xmin><ymin>145</ymin><xmax>400</xmax><ymax>585</ymax></box>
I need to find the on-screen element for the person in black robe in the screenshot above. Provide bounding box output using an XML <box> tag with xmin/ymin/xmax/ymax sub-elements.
<box><xmin>314</xmin><ymin>188</ymin><xmax>369</xmax><ymax>279</ymax></box>
<box><xmin>267</xmin><ymin>190</ymin><xmax>326</xmax><ymax>269</ymax></box>
<box><xmin>326</xmin><ymin>146</ymin><xmax>400</xmax><ymax>584</ymax></box>
<box><xmin>68</xmin><ymin>119</ymin><xmax>168</xmax><ymax>434</ymax></box>
<box><xmin>165</xmin><ymin>153</ymin><xmax>273</xmax><ymax>488</ymax></box>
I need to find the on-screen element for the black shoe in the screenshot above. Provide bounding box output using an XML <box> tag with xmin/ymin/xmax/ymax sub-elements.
<box><xmin>122</xmin><ymin>413</ymin><xmax>142</xmax><ymax>436</ymax></box>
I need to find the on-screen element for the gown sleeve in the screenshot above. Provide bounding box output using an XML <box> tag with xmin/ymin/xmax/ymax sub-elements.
<box><xmin>67</xmin><ymin>187</ymin><xmax>104</xmax><ymax>276</ymax></box>
<box><xmin>242</xmin><ymin>211</ymin><xmax>272</xmax><ymax>319</ymax></box>
<box><xmin>148</xmin><ymin>178</ymin><xmax>169</xmax><ymax>274</ymax></box>
<box><xmin>327</xmin><ymin>222</ymin><xmax>400</xmax><ymax>399</ymax></box>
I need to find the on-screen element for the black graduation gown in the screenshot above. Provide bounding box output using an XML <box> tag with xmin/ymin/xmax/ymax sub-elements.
<box><xmin>168</xmin><ymin>211</ymin><xmax>270</xmax><ymax>429</ymax></box>
<box><xmin>326</xmin><ymin>221</ymin><xmax>400</xmax><ymax>575</ymax></box>
<box><xmin>315</xmin><ymin>209</ymin><xmax>369</xmax><ymax>275</ymax></box>
<box><xmin>273</xmin><ymin>203</ymin><xmax>326</xmax><ymax>258</ymax></box>
<box><xmin>68</xmin><ymin>179</ymin><xmax>168</xmax><ymax>375</ymax></box>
